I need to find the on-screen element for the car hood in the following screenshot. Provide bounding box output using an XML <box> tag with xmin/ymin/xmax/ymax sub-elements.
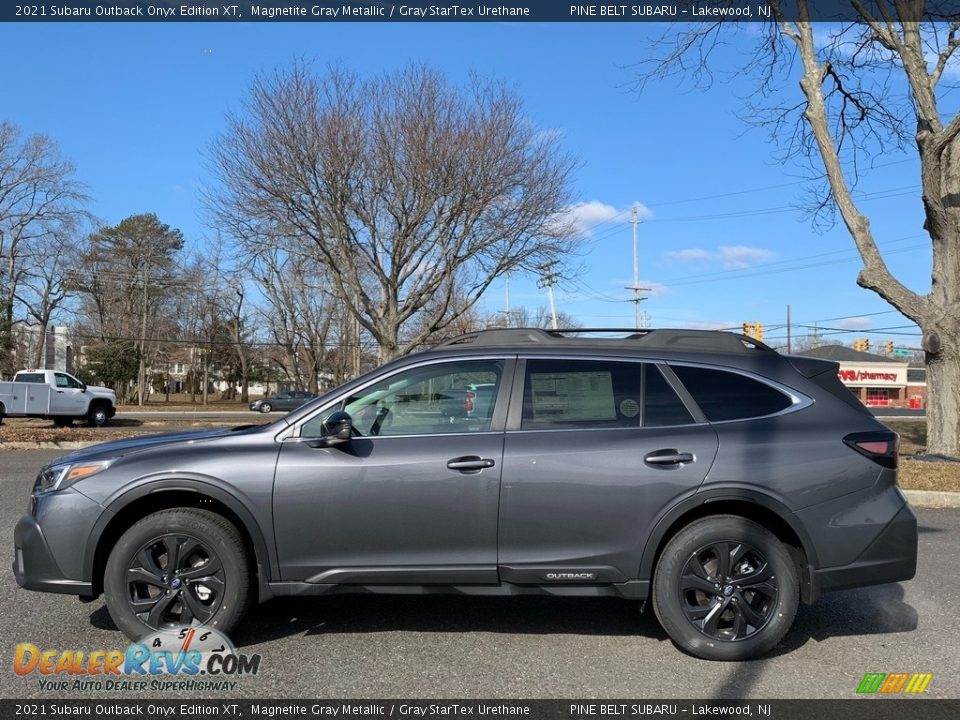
<box><xmin>85</xmin><ymin>384</ymin><xmax>115</xmax><ymax>396</ymax></box>
<box><xmin>49</xmin><ymin>424</ymin><xmax>278</xmax><ymax>467</ymax></box>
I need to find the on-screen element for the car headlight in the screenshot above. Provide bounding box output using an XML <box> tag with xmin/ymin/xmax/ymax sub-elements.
<box><xmin>35</xmin><ymin>460</ymin><xmax>113</xmax><ymax>494</ymax></box>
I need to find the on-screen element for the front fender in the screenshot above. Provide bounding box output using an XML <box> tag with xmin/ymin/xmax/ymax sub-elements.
<box><xmin>82</xmin><ymin>475</ymin><xmax>277</xmax><ymax>596</ymax></box>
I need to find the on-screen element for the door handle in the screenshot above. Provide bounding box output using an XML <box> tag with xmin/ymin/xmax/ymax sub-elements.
<box><xmin>447</xmin><ymin>456</ymin><xmax>496</xmax><ymax>471</ymax></box>
<box><xmin>56</xmin><ymin>390</ymin><xmax>65</xmax><ymax>394</ymax></box>
<box><xmin>644</xmin><ymin>449</ymin><xmax>695</xmax><ymax>466</ymax></box>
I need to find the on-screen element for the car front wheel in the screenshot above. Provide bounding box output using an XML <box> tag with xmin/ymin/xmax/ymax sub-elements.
<box><xmin>652</xmin><ymin>515</ymin><xmax>798</xmax><ymax>661</ymax></box>
<box><xmin>103</xmin><ymin>508</ymin><xmax>251</xmax><ymax>641</ymax></box>
<box><xmin>259</xmin><ymin>402</ymin><xmax>272</xmax><ymax>413</ymax></box>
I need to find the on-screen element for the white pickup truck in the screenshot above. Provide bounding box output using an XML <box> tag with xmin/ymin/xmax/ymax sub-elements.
<box><xmin>0</xmin><ymin>369</ymin><xmax>117</xmax><ymax>427</ymax></box>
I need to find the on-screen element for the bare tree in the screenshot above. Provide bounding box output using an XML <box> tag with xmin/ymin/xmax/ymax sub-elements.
<box><xmin>209</xmin><ymin>63</ymin><xmax>577</xmax><ymax>362</ymax></box>
<box><xmin>15</xmin><ymin>225</ymin><xmax>84</xmax><ymax>368</ymax></box>
<box><xmin>248</xmin><ymin>244</ymin><xmax>338</xmax><ymax>392</ymax></box>
<box><xmin>0</xmin><ymin>121</ymin><xmax>89</xmax><ymax>374</ymax></box>
<box><xmin>635</xmin><ymin>4</ymin><xmax>960</xmax><ymax>456</ymax></box>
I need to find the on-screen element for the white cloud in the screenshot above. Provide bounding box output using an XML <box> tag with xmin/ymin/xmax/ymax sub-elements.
<box><xmin>717</xmin><ymin>245</ymin><xmax>775</xmax><ymax>269</ymax></box>
<box><xmin>639</xmin><ymin>280</ymin><xmax>667</xmax><ymax>298</ymax></box>
<box><xmin>558</xmin><ymin>200</ymin><xmax>653</xmax><ymax>238</ymax></box>
<box><xmin>662</xmin><ymin>245</ymin><xmax>774</xmax><ymax>270</ymax></box>
<box><xmin>838</xmin><ymin>316</ymin><xmax>873</xmax><ymax>330</ymax></box>
<box><xmin>663</xmin><ymin>248</ymin><xmax>712</xmax><ymax>263</ymax></box>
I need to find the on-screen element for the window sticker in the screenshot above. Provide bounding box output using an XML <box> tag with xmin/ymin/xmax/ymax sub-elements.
<box><xmin>530</xmin><ymin>371</ymin><xmax>616</xmax><ymax>421</ymax></box>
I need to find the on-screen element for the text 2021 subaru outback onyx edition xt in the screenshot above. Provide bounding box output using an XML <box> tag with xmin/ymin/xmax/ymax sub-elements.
<box><xmin>13</xmin><ymin>328</ymin><xmax>917</xmax><ymax>660</ymax></box>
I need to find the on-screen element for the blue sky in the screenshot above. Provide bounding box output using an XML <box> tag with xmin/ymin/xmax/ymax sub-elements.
<box><xmin>0</xmin><ymin>21</ymin><xmax>931</xmax><ymax>349</ymax></box>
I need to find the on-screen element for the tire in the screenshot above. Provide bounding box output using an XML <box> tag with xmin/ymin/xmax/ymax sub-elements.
<box><xmin>652</xmin><ymin>515</ymin><xmax>798</xmax><ymax>661</ymax></box>
<box><xmin>103</xmin><ymin>508</ymin><xmax>252</xmax><ymax>641</ymax></box>
<box><xmin>53</xmin><ymin>417</ymin><xmax>74</xmax><ymax>428</ymax></box>
<box><xmin>259</xmin><ymin>402</ymin><xmax>272</xmax><ymax>414</ymax></box>
<box><xmin>87</xmin><ymin>404</ymin><xmax>109</xmax><ymax>427</ymax></box>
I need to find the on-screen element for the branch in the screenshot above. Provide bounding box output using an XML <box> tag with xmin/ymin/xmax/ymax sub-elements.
<box><xmin>787</xmin><ymin>11</ymin><xmax>928</xmax><ymax>323</ymax></box>
<box><xmin>930</xmin><ymin>21</ymin><xmax>960</xmax><ymax>85</ymax></box>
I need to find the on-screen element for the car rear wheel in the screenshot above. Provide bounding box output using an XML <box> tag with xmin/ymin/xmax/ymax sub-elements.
<box><xmin>652</xmin><ymin>515</ymin><xmax>798</xmax><ymax>661</ymax></box>
<box><xmin>259</xmin><ymin>402</ymin><xmax>272</xmax><ymax>414</ymax></box>
<box><xmin>104</xmin><ymin>508</ymin><xmax>251</xmax><ymax>641</ymax></box>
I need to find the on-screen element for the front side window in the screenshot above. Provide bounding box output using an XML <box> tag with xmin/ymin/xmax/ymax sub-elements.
<box><xmin>301</xmin><ymin>360</ymin><xmax>504</xmax><ymax>438</ymax></box>
<box><xmin>54</xmin><ymin>373</ymin><xmax>82</xmax><ymax>389</ymax></box>
<box><xmin>669</xmin><ymin>365</ymin><xmax>793</xmax><ymax>422</ymax></box>
<box><xmin>520</xmin><ymin>359</ymin><xmax>642</xmax><ymax>430</ymax></box>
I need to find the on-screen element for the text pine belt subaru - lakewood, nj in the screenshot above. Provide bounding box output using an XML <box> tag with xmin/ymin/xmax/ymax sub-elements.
<box><xmin>13</xmin><ymin>328</ymin><xmax>917</xmax><ymax>660</ymax></box>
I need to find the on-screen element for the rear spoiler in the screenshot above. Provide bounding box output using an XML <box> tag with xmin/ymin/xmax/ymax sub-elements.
<box><xmin>785</xmin><ymin>355</ymin><xmax>839</xmax><ymax>378</ymax></box>
<box><xmin>784</xmin><ymin>355</ymin><xmax>871</xmax><ymax>415</ymax></box>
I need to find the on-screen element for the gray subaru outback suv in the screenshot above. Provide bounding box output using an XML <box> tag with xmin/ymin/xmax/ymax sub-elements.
<box><xmin>13</xmin><ymin>328</ymin><xmax>917</xmax><ymax>660</ymax></box>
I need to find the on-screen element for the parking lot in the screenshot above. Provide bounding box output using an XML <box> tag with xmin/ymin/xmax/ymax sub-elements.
<box><xmin>2</xmin><ymin>450</ymin><xmax>958</xmax><ymax>699</ymax></box>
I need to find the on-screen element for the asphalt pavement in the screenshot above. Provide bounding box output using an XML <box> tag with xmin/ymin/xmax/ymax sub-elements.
<box><xmin>1</xmin><ymin>450</ymin><xmax>958</xmax><ymax>699</ymax></box>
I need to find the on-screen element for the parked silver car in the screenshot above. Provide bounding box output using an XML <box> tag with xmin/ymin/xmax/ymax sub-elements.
<box><xmin>249</xmin><ymin>390</ymin><xmax>317</xmax><ymax>413</ymax></box>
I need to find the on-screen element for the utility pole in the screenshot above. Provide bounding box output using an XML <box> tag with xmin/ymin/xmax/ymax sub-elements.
<box><xmin>625</xmin><ymin>206</ymin><xmax>652</xmax><ymax>329</ymax></box>
<box><xmin>538</xmin><ymin>263</ymin><xmax>559</xmax><ymax>330</ymax></box>
<box><xmin>138</xmin><ymin>260</ymin><xmax>149</xmax><ymax>406</ymax></box>
<box><xmin>786</xmin><ymin>305</ymin><xmax>792</xmax><ymax>354</ymax></box>
<box><xmin>504</xmin><ymin>276</ymin><xmax>511</xmax><ymax>326</ymax></box>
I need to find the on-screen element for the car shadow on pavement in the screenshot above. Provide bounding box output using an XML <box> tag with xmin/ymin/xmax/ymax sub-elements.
<box><xmin>229</xmin><ymin>595</ymin><xmax>672</xmax><ymax>647</ymax></box>
<box><xmin>87</xmin><ymin>583</ymin><xmax>917</xmax><ymax>656</ymax></box>
<box><xmin>782</xmin><ymin>583</ymin><xmax>917</xmax><ymax>647</ymax></box>
<box><xmin>707</xmin><ymin>583</ymin><xmax>917</xmax><ymax>697</ymax></box>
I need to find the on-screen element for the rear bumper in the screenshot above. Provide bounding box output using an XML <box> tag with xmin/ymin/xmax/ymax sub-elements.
<box><xmin>13</xmin><ymin>513</ymin><xmax>93</xmax><ymax>596</ymax></box>
<box><xmin>813</xmin><ymin>502</ymin><xmax>917</xmax><ymax>596</ymax></box>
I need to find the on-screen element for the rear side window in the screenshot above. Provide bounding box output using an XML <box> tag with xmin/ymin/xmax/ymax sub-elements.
<box><xmin>670</xmin><ymin>365</ymin><xmax>792</xmax><ymax>422</ymax></box>
<box><xmin>15</xmin><ymin>373</ymin><xmax>44</xmax><ymax>384</ymax></box>
<box><xmin>643</xmin><ymin>365</ymin><xmax>694</xmax><ymax>427</ymax></box>
<box><xmin>521</xmin><ymin>359</ymin><xmax>641</xmax><ymax>430</ymax></box>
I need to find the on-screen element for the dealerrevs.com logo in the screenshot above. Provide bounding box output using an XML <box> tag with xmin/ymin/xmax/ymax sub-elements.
<box><xmin>13</xmin><ymin>626</ymin><xmax>261</xmax><ymax>692</ymax></box>
<box><xmin>856</xmin><ymin>672</ymin><xmax>933</xmax><ymax>694</ymax></box>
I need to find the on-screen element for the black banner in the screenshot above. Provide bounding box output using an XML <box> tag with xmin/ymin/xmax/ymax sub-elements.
<box><xmin>1</xmin><ymin>701</ymin><xmax>959</xmax><ymax>720</ymax></box>
<box><xmin>3</xmin><ymin>1</ymin><xmax>960</xmax><ymax>24</ymax></box>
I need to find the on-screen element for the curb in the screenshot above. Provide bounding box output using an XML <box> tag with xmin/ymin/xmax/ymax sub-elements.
<box><xmin>903</xmin><ymin>489</ymin><xmax>960</xmax><ymax>508</ymax></box>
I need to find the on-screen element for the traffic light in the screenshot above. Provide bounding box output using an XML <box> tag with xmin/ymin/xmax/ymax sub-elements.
<box><xmin>886</xmin><ymin>340</ymin><xmax>894</xmax><ymax>354</ymax></box>
<box><xmin>742</xmin><ymin>322</ymin><xmax>752</xmax><ymax>338</ymax></box>
<box><xmin>853</xmin><ymin>339</ymin><xmax>864</xmax><ymax>351</ymax></box>
<box><xmin>863</xmin><ymin>338</ymin><xmax>870</xmax><ymax>351</ymax></box>
<box><xmin>753</xmin><ymin>323</ymin><xmax>764</xmax><ymax>341</ymax></box>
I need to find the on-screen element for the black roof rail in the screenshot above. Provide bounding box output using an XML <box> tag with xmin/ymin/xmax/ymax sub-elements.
<box><xmin>433</xmin><ymin>327</ymin><xmax>776</xmax><ymax>354</ymax></box>
<box><xmin>434</xmin><ymin>328</ymin><xmax>560</xmax><ymax>347</ymax></box>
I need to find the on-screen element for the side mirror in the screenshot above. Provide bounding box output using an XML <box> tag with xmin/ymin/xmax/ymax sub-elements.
<box><xmin>317</xmin><ymin>410</ymin><xmax>353</xmax><ymax>447</ymax></box>
<box><xmin>80</xmin><ymin>382</ymin><xmax>87</xmax><ymax>392</ymax></box>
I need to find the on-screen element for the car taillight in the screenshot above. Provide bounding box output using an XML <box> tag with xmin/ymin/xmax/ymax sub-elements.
<box><xmin>463</xmin><ymin>391</ymin><xmax>475</xmax><ymax>413</ymax></box>
<box><xmin>843</xmin><ymin>432</ymin><xmax>899</xmax><ymax>469</ymax></box>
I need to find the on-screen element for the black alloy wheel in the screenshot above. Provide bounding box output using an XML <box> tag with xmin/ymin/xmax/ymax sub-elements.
<box><xmin>104</xmin><ymin>508</ymin><xmax>251</xmax><ymax>640</ymax></box>
<box><xmin>126</xmin><ymin>533</ymin><xmax>225</xmax><ymax>628</ymax></box>
<box><xmin>678</xmin><ymin>541</ymin><xmax>778</xmax><ymax>641</ymax></box>
<box><xmin>652</xmin><ymin>515</ymin><xmax>798</xmax><ymax>661</ymax></box>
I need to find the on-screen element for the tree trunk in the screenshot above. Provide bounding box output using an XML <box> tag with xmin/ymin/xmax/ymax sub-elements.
<box><xmin>924</xmin><ymin>338</ymin><xmax>960</xmax><ymax>457</ymax></box>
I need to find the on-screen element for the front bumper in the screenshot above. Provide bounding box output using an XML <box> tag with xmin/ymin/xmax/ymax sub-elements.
<box><xmin>13</xmin><ymin>513</ymin><xmax>93</xmax><ymax>596</ymax></box>
<box><xmin>814</xmin><ymin>502</ymin><xmax>918</xmax><ymax>595</ymax></box>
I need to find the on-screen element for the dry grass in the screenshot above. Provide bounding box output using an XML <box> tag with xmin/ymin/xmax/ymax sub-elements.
<box><xmin>881</xmin><ymin>420</ymin><xmax>960</xmax><ymax>492</ymax></box>
<box><xmin>0</xmin><ymin>417</ymin><xmax>266</xmax><ymax>446</ymax></box>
